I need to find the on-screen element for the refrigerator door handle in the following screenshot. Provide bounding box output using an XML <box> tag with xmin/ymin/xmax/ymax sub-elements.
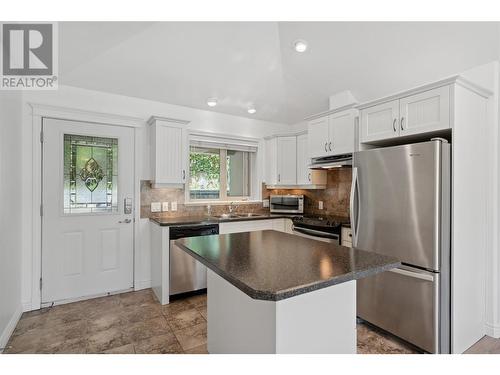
<box><xmin>350</xmin><ymin>167</ymin><xmax>360</xmax><ymax>247</ymax></box>
<box><xmin>388</xmin><ymin>267</ymin><xmax>435</xmax><ymax>282</ymax></box>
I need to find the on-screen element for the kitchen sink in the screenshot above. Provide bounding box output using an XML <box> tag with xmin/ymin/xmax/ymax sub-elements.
<box><xmin>237</xmin><ymin>213</ymin><xmax>265</xmax><ymax>218</ymax></box>
<box><xmin>212</xmin><ymin>213</ymin><xmax>265</xmax><ymax>219</ymax></box>
<box><xmin>213</xmin><ymin>213</ymin><xmax>240</xmax><ymax>219</ymax></box>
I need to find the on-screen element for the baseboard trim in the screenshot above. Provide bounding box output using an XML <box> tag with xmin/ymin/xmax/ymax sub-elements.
<box><xmin>485</xmin><ymin>322</ymin><xmax>500</xmax><ymax>338</ymax></box>
<box><xmin>0</xmin><ymin>305</ymin><xmax>23</xmax><ymax>353</ymax></box>
<box><xmin>135</xmin><ymin>279</ymin><xmax>151</xmax><ymax>291</ymax></box>
<box><xmin>22</xmin><ymin>301</ymin><xmax>33</xmax><ymax>312</ymax></box>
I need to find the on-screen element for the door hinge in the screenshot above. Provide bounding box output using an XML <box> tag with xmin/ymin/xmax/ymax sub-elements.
<box><xmin>39</xmin><ymin>277</ymin><xmax>42</xmax><ymax>290</ymax></box>
<box><xmin>40</xmin><ymin>130</ymin><xmax>44</xmax><ymax>143</ymax></box>
<box><xmin>40</xmin><ymin>204</ymin><xmax>43</xmax><ymax>217</ymax></box>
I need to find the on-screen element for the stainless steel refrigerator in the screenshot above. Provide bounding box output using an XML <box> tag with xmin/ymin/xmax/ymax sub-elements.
<box><xmin>351</xmin><ymin>139</ymin><xmax>451</xmax><ymax>354</ymax></box>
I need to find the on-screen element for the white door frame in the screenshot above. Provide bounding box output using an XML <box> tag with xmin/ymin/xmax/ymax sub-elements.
<box><xmin>29</xmin><ymin>103</ymin><xmax>145</xmax><ymax>310</ymax></box>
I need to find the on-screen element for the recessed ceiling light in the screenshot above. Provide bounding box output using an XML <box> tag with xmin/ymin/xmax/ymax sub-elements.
<box><xmin>293</xmin><ymin>39</ymin><xmax>308</xmax><ymax>53</ymax></box>
<box><xmin>207</xmin><ymin>98</ymin><xmax>218</xmax><ymax>107</ymax></box>
<box><xmin>248</xmin><ymin>107</ymin><xmax>256</xmax><ymax>114</ymax></box>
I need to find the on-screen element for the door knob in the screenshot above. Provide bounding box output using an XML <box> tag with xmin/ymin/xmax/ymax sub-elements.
<box><xmin>119</xmin><ymin>219</ymin><xmax>132</xmax><ymax>224</ymax></box>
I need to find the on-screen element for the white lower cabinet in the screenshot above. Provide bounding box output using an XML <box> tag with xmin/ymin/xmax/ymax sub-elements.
<box><xmin>219</xmin><ymin>218</ymin><xmax>293</xmax><ymax>235</ymax></box>
<box><xmin>219</xmin><ymin>220</ymin><xmax>275</xmax><ymax>234</ymax></box>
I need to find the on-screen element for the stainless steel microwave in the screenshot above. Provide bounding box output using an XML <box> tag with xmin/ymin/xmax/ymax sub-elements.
<box><xmin>270</xmin><ymin>195</ymin><xmax>304</xmax><ymax>214</ymax></box>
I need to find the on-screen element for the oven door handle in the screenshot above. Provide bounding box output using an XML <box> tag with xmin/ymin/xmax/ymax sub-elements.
<box><xmin>293</xmin><ymin>226</ymin><xmax>339</xmax><ymax>240</ymax></box>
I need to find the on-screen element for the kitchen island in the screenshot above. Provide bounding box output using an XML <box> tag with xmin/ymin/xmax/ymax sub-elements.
<box><xmin>175</xmin><ymin>230</ymin><xmax>399</xmax><ymax>354</ymax></box>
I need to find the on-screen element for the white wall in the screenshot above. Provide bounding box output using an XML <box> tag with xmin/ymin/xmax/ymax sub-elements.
<box><xmin>0</xmin><ymin>91</ymin><xmax>23</xmax><ymax>350</ymax></box>
<box><xmin>20</xmin><ymin>85</ymin><xmax>291</xmax><ymax>308</ymax></box>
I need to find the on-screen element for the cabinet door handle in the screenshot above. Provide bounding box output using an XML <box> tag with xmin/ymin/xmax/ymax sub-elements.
<box><xmin>329</xmin><ymin>141</ymin><xmax>332</xmax><ymax>151</ymax></box>
<box><xmin>182</xmin><ymin>170</ymin><xmax>185</xmax><ymax>180</ymax></box>
<box><xmin>393</xmin><ymin>118</ymin><xmax>397</xmax><ymax>132</ymax></box>
<box><xmin>400</xmin><ymin>117</ymin><xmax>404</xmax><ymax>131</ymax></box>
<box><xmin>324</xmin><ymin>142</ymin><xmax>328</xmax><ymax>152</ymax></box>
<box><xmin>278</xmin><ymin>174</ymin><xmax>281</xmax><ymax>182</ymax></box>
<box><xmin>308</xmin><ymin>172</ymin><xmax>311</xmax><ymax>181</ymax></box>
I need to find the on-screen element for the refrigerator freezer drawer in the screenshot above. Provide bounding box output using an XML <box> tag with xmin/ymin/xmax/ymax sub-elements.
<box><xmin>357</xmin><ymin>266</ymin><xmax>439</xmax><ymax>353</ymax></box>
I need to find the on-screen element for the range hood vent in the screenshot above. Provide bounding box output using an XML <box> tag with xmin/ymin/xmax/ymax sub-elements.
<box><xmin>309</xmin><ymin>154</ymin><xmax>352</xmax><ymax>169</ymax></box>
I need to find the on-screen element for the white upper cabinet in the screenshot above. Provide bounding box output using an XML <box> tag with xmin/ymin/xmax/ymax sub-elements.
<box><xmin>308</xmin><ymin>109</ymin><xmax>356</xmax><ymax>158</ymax></box>
<box><xmin>308</xmin><ymin>116</ymin><xmax>330</xmax><ymax>158</ymax></box>
<box><xmin>329</xmin><ymin>110</ymin><xmax>356</xmax><ymax>155</ymax></box>
<box><xmin>265</xmin><ymin>133</ymin><xmax>326</xmax><ymax>188</ymax></box>
<box><xmin>296</xmin><ymin>133</ymin><xmax>311</xmax><ymax>185</ymax></box>
<box><xmin>399</xmin><ymin>86</ymin><xmax>450</xmax><ymax>136</ymax></box>
<box><xmin>149</xmin><ymin>117</ymin><xmax>188</xmax><ymax>187</ymax></box>
<box><xmin>264</xmin><ymin>137</ymin><xmax>278</xmax><ymax>185</ymax></box>
<box><xmin>360</xmin><ymin>100</ymin><xmax>399</xmax><ymax>143</ymax></box>
<box><xmin>360</xmin><ymin>85</ymin><xmax>451</xmax><ymax>143</ymax></box>
<box><xmin>276</xmin><ymin>136</ymin><xmax>297</xmax><ymax>185</ymax></box>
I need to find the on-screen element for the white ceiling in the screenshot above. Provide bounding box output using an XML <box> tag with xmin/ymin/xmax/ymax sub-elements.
<box><xmin>60</xmin><ymin>22</ymin><xmax>500</xmax><ymax>124</ymax></box>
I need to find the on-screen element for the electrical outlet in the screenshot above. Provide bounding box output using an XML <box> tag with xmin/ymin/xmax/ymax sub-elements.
<box><xmin>262</xmin><ymin>199</ymin><xmax>270</xmax><ymax>208</ymax></box>
<box><xmin>151</xmin><ymin>202</ymin><xmax>161</xmax><ymax>213</ymax></box>
<box><xmin>318</xmin><ymin>201</ymin><xmax>324</xmax><ymax>210</ymax></box>
<box><xmin>171</xmin><ymin>201</ymin><xmax>178</xmax><ymax>211</ymax></box>
<box><xmin>162</xmin><ymin>202</ymin><xmax>169</xmax><ymax>212</ymax></box>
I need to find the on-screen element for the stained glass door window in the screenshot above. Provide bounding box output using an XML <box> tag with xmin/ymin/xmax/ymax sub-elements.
<box><xmin>63</xmin><ymin>134</ymin><xmax>118</xmax><ymax>214</ymax></box>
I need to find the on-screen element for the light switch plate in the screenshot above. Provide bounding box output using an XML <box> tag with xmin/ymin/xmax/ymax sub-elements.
<box><xmin>262</xmin><ymin>199</ymin><xmax>269</xmax><ymax>208</ymax></box>
<box><xmin>162</xmin><ymin>202</ymin><xmax>169</xmax><ymax>212</ymax></box>
<box><xmin>171</xmin><ymin>201</ymin><xmax>178</xmax><ymax>211</ymax></box>
<box><xmin>151</xmin><ymin>202</ymin><xmax>161</xmax><ymax>213</ymax></box>
<box><xmin>318</xmin><ymin>201</ymin><xmax>324</xmax><ymax>210</ymax></box>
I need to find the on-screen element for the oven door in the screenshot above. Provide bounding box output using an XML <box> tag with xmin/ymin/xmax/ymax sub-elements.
<box><xmin>292</xmin><ymin>226</ymin><xmax>340</xmax><ymax>244</ymax></box>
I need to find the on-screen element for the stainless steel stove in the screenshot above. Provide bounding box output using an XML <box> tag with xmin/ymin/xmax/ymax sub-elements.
<box><xmin>291</xmin><ymin>215</ymin><xmax>349</xmax><ymax>244</ymax></box>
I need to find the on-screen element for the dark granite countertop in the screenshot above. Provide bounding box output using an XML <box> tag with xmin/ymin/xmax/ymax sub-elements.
<box><xmin>175</xmin><ymin>230</ymin><xmax>399</xmax><ymax>301</ymax></box>
<box><xmin>150</xmin><ymin>213</ymin><xmax>299</xmax><ymax>226</ymax></box>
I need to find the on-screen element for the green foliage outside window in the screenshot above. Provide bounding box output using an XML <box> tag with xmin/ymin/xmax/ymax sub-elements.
<box><xmin>189</xmin><ymin>148</ymin><xmax>220</xmax><ymax>191</ymax></box>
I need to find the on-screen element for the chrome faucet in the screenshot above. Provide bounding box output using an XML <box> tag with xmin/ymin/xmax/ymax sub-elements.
<box><xmin>228</xmin><ymin>202</ymin><xmax>235</xmax><ymax>214</ymax></box>
<box><xmin>207</xmin><ymin>205</ymin><xmax>212</xmax><ymax>216</ymax></box>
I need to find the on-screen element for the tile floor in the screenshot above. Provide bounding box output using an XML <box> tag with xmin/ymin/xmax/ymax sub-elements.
<box><xmin>2</xmin><ymin>289</ymin><xmax>495</xmax><ymax>354</ymax></box>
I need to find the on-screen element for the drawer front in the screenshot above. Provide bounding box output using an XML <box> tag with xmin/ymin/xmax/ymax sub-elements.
<box><xmin>357</xmin><ymin>266</ymin><xmax>439</xmax><ymax>353</ymax></box>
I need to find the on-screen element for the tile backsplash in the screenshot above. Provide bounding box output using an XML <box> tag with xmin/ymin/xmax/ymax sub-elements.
<box><xmin>140</xmin><ymin>181</ymin><xmax>267</xmax><ymax>219</ymax></box>
<box><xmin>264</xmin><ymin>167</ymin><xmax>352</xmax><ymax>218</ymax></box>
<box><xmin>141</xmin><ymin>167</ymin><xmax>352</xmax><ymax>219</ymax></box>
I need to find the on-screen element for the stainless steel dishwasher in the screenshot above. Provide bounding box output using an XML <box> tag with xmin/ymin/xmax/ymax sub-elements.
<box><xmin>169</xmin><ymin>223</ymin><xmax>219</xmax><ymax>296</ymax></box>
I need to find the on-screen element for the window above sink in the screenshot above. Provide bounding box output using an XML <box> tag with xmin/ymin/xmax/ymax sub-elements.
<box><xmin>185</xmin><ymin>132</ymin><xmax>260</xmax><ymax>205</ymax></box>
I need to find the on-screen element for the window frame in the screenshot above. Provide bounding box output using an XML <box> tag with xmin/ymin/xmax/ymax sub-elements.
<box><xmin>186</xmin><ymin>147</ymin><xmax>254</xmax><ymax>204</ymax></box>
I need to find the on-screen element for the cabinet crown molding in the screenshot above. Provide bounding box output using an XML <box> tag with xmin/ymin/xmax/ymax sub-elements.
<box><xmin>263</xmin><ymin>130</ymin><xmax>307</xmax><ymax>140</ymax></box>
<box><xmin>303</xmin><ymin>104</ymin><xmax>358</xmax><ymax>122</ymax></box>
<box><xmin>147</xmin><ymin>115</ymin><xmax>190</xmax><ymax>126</ymax></box>
<box><xmin>356</xmin><ymin>75</ymin><xmax>492</xmax><ymax>110</ymax></box>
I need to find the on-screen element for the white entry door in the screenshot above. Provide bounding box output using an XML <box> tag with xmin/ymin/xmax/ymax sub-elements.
<box><xmin>42</xmin><ymin>118</ymin><xmax>135</xmax><ymax>304</ymax></box>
